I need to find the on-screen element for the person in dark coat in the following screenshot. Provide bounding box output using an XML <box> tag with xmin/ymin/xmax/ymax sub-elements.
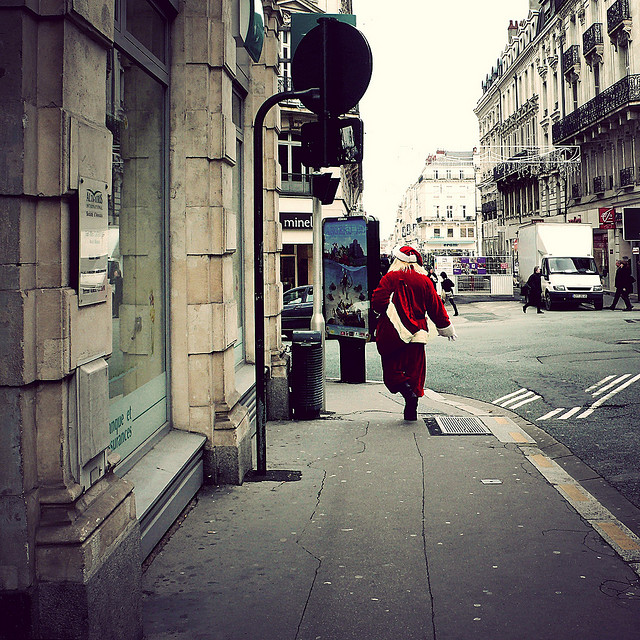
<box><xmin>440</xmin><ymin>272</ymin><xmax>459</xmax><ymax>316</ymax></box>
<box><xmin>372</xmin><ymin>245</ymin><xmax>457</xmax><ymax>421</ymax></box>
<box><xmin>523</xmin><ymin>266</ymin><xmax>544</xmax><ymax>314</ymax></box>
<box><xmin>609</xmin><ymin>258</ymin><xmax>635</xmax><ymax>310</ymax></box>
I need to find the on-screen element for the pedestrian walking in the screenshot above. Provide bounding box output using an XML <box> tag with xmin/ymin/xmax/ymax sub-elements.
<box><xmin>427</xmin><ymin>266</ymin><xmax>439</xmax><ymax>290</ymax></box>
<box><xmin>439</xmin><ymin>272</ymin><xmax>459</xmax><ymax>316</ymax></box>
<box><xmin>609</xmin><ymin>258</ymin><xmax>635</xmax><ymax>311</ymax></box>
<box><xmin>372</xmin><ymin>245</ymin><xmax>457</xmax><ymax>421</ymax></box>
<box><xmin>523</xmin><ymin>266</ymin><xmax>544</xmax><ymax>314</ymax></box>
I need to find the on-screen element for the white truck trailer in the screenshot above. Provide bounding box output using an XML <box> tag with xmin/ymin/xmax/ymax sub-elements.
<box><xmin>517</xmin><ymin>222</ymin><xmax>604</xmax><ymax>311</ymax></box>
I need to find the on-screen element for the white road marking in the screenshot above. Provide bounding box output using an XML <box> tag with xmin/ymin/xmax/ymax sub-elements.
<box><xmin>557</xmin><ymin>407</ymin><xmax>582</xmax><ymax>420</ymax></box>
<box><xmin>591</xmin><ymin>374</ymin><xmax>632</xmax><ymax>397</ymax></box>
<box><xmin>493</xmin><ymin>388</ymin><xmax>528</xmax><ymax>404</ymax></box>
<box><xmin>589</xmin><ymin>373</ymin><xmax>640</xmax><ymax>410</ymax></box>
<box><xmin>508</xmin><ymin>395</ymin><xmax>542</xmax><ymax>409</ymax></box>
<box><xmin>538</xmin><ymin>408</ymin><xmax>566</xmax><ymax>421</ymax></box>
<box><xmin>585</xmin><ymin>376</ymin><xmax>616</xmax><ymax>393</ymax></box>
<box><xmin>577</xmin><ymin>409</ymin><xmax>594</xmax><ymax>419</ymax></box>
<box><xmin>500</xmin><ymin>390</ymin><xmax>536</xmax><ymax>407</ymax></box>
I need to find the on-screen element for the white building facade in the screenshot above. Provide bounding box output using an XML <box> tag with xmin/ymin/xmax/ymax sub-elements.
<box><xmin>475</xmin><ymin>0</ymin><xmax>640</xmax><ymax>290</ymax></box>
<box><xmin>392</xmin><ymin>150</ymin><xmax>479</xmax><ymax>263</ymax></box>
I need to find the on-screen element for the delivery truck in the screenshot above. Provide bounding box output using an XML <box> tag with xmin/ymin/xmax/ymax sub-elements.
<box><xmin>517</xmin><ymin>222</ymin><xmax>604</xmax><ymax>311</ymax></box>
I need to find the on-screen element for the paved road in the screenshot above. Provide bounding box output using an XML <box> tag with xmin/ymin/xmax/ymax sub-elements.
<box><xmin>324</xmin><ymin>298</ymin><xmax>640</xmax><ymax>510</ymax></box>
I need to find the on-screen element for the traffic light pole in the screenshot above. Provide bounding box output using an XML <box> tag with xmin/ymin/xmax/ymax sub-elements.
<box><xmin>253</xmin><ymin>88</ymin><xmax>319</xmax><ymax>475</ymax></box>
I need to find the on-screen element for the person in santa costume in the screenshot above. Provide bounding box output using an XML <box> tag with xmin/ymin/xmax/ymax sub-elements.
<box><xmin>371</xmin><ymin>245</ymin><xmax>457</xmax><ymax>421</ymax></box>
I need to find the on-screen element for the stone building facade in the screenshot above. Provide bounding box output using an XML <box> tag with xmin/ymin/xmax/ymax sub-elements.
<box><xmin>390</xmin><ymin>150</ymin><xmax>479</xmax><ymax>262</ymax></box>
<box><xmin>0</xmin><ymin>0</ymin><xmax>288</xmax><ymax>636</ymax></box>
<box><xmin>476</xmin><ymin>0</ymin><xmax>640</xmax><ymax>289</ymax></box>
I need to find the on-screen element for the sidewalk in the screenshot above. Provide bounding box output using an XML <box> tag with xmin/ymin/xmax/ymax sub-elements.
<box><xmin>142</xmin><ymin>381</ymin><xmax>640</xmax><ymax>640</ymax></box>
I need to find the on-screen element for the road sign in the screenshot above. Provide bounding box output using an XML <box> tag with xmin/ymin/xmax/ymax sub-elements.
<box><xmin>291</xmin><ymin>19</ymin><xmax>372</xmax><ymax>117</ymax></box>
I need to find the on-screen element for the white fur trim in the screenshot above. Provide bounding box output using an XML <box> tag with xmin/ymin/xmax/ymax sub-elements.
<box><xmin>392</xmin><ymin>245</ymin><xmax>417</xmax><ymax>263</ymax></box>
<box><xmin>437</xmin><ymin>324</ymin><xmax>457</xmax><ymax>341</ymax></box>
<box><xmin>386</xmin><ymin>294</ymin><xmax>431</xmax><ymax>344</ymax></box>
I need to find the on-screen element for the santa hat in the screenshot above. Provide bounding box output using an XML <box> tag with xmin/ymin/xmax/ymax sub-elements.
<box><xmin>393</xmin><ymin>245</ymin><xmax>423</xmax><ymax>266</ymax></box>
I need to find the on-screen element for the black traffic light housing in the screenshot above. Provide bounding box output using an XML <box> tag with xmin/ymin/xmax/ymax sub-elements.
<box><xmin>300</xmin><ymin>117</ymin><xmax>364</xmax><ymax>169</ymax></box>
<box><xmin>311</xmin><ymin>173</ymin><xmax>340</xmax><ymax>205</ymax></box>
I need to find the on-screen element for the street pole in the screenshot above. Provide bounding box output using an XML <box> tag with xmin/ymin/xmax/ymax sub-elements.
<box><xmin>253</xmin><ymin>88</ymin><xmax>319</xmax><ymax>475</ymax></box>
<box><xmin>310</xmin><ymin>185</ymin><xmax>326</xmax><ymax>410</ymax></box>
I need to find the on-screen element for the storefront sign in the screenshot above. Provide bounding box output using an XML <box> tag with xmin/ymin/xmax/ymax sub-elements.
<box><xmin>281</xmin><ymin>212</ymin><xmax>312</xmax><ymax>230</ymax></box>
<box><xmin>599</xmin><ymin>207</ymin><xmax>616</xmax><ymax>229</ymax></box>
<box><xmin>78</xmin><ymin>176</ymin><xmax>109</xmax><ymax>306</ymax></box>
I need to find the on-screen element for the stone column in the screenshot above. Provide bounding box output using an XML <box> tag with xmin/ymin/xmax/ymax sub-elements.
<box><xmin>0</xmin><ymin>2</ymin><xmax>142</xmax><ymax>638</ymax></box>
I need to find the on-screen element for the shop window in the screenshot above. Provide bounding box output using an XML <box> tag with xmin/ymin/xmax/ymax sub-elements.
<box><xmin>232</xmin><ymin>90</ymin><xmax>245</xmax><ymax>366</ymax></box>
<box><xmin>107</xmin><ymin>0</ymin><xmax>170</xmax><ymax>465</ymax></box>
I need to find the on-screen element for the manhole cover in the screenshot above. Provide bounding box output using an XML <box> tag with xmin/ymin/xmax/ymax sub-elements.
<box><xmin>425</xmin><ymin>416</ymin><xmax>492</xmax><ymax>436</ymax></box>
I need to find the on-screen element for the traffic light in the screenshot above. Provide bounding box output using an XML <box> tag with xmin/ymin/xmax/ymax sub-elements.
<box><xmin>300</xmin><ymin>117</ymin><xmax>364</xmax><ymax>169</ymax></box>
<box><xmin>311</xmin><ymin>173</ymin><xmax>340</xmax><ymax>205</ymax></box>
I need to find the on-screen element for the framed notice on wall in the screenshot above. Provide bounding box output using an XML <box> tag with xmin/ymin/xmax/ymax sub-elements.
<box><xmin>78</xmin><ymin>177</ymin><xmax>109</xmax><ymax>306</ymax></box>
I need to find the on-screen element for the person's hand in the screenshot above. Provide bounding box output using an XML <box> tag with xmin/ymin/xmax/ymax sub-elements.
<box><xmin>437</xmin><ymin>325</ymin><xmax>457</xmax><ymax>341</ymax></box>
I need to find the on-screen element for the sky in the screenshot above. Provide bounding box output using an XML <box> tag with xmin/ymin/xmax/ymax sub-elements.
<box><xmin>353</xmin><ymin>0</ymin><xmax>531</xmax><ymax>237</ymax></box>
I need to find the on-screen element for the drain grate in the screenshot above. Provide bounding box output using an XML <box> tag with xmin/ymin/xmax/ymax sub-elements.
<box><xmin>426</xmin><ymin>416</ymin><xmax>492</xmax><ymax>436</ymax></box>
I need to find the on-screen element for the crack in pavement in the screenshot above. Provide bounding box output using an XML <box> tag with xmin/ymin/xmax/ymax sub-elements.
<box><xmin>414</xmin><ymin>431</ymin><xmax>438</xmax><ymax>640</ymax></box>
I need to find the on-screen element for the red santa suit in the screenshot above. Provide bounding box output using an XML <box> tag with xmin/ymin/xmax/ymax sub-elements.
<box><xmin>372</xmin><ymin>247</ymin><xmax>455</xmax><ymax>399</ymax></box>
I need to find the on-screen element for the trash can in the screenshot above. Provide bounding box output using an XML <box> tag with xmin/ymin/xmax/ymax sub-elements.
<box><xmin>290</xmin><ymin>330</ymin><xmax>323</xmax><ymax>420</ymax></box>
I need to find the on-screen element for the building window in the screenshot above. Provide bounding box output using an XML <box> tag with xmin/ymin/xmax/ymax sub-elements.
<box><xmin>107</xmin><ymin>0</ymin><xmax>170</xmax><ymax>463</ymax></box>
<box><xmin>446</xmin><ymin>169</ymin><xmax>452</xmax><ymax>179</ymax></box>
<box><xmin>446</xmin><ymin>205</ymin><xmax>453</xmax><ymax>219</ymax></box>
<box><xmin>278</xmin><ymin>131</ymin><xmax>309</xmax><ymax>190</ymax></box>
<box><xmin>447</xmin><ymin>228</ymin><xmax>454</xmax><ymax>238</ymax></box>
<box><xmin>434</xmin><ymin>170</ymin><xmax>439</xmax><ymax>179</ymax></box>
<box><xmin>460</xmin><ymin>228</ymin><xmax>467</xmax><ymax>238</ymax></box>
<box><xmin>434</xmin><ymin>228</ymin><xmax>441</xmax><ymax>237</ymax></box>
<box><xmin>462</xmin><ymin>205</ymin><xmax>467</xmax><ymax>218</ymax></box>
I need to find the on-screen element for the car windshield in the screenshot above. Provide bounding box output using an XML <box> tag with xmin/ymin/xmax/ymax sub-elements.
<box><xmin>283</xmin><ymin>289</ymin><xmax>304</xmax><ymax>305</ymax></box>
<box><xmin>547</xmin><ymin>257</ymin><xmax>598</xmax><ymax>275</ymax></box>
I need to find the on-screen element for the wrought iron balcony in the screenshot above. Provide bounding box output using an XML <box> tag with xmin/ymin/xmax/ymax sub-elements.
<box><xmin>482</xmin><ymin>200</ymin><xmax>498</xmax><ymax>214</ymax></box>
<box><xmin>608</xmin><ymin>0</ymin><xmax>631</xmax><ymax>35</ymax></box>
<box><xmin>583</xmin><ymin>23</ymin><xmax>603</xmax><ymax>58</ymax></box>
<box><xmin>562</xmin><ymin>45</ymin><xmax>581</xmax><ymax>78</ymax></box>
<box><xmin>552</xmin><ymin>74</ymin><xmax>640</xmax><ymax>142</ymax></box>
<box><xmin>571</xmin><ymin>183</ymin><xmax>582</xmax><ymax>199</ymax></box>
<box><xmin>620</xmin><ymin>166</ymin><xmax>635</xmax><ymax>187</ymax></box>
<box><xmin>593</xmin><ymin>176</ymin><xmax>606</xmax><ymax>193</ymax></box>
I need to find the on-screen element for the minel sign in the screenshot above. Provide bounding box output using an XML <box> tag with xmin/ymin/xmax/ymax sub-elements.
<box><xmin>280</xmin><ymin>212</ymin><xmax>312</xmax><ymax>230</ymax></box>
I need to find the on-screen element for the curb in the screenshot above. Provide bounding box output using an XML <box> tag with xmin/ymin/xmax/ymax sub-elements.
<box><xmin>433</xmin><ymin>391</ymin><xmax>640</xmax><ymax>576</ymax></box>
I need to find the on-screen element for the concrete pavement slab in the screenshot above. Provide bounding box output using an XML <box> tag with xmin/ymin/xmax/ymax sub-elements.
<box><xmin>142</xmin><ymin>381</ymin><xmax>640</xmax><ymax>640</ymax></box>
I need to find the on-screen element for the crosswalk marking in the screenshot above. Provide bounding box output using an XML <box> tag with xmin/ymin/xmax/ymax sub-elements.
<box><xmin>584</xmin><ymin>376</ymin><xmax>616</xmax><ymax>393</ymax></box>
<box><xmin>589</xmin><ymin>373</ymin><xmax>640</xmax><ymax>410</ymax></box>
<box><xmin>557</xmin><ymin>407</ymin><xmax>582</xmax><ymax>420</ymax></box>
<box><xmin>493</xmin><ymin>388</ymin><xmax>528</xmax><ymax>404</ymax></box>
<box><xmin>497</xmin><ymin>373</ymin><xmax>639</xmax><ymax>422</ymax></box>
<box><xmin>591</xmin><ymin>374</ymin><xmax>631</xmax><ymax>397</ymax></box>
<box><xmin>538</xmin><ymin>408</ymin><xmax>565</xmax><ymax>421</ymax></box>
<box><xmin>508</xmin><ymin>394</ymin><xmax>542</xmax><ymax>409</ymax></box>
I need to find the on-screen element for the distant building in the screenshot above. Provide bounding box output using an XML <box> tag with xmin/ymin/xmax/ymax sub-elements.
<box><xmin>391</xmin><ymin>150</ymin><xmax>479</xmax><ymax>263</ymax></box>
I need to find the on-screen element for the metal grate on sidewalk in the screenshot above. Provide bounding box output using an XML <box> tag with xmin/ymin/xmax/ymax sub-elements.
<box><xmin>425</xmin><ymin>416</ymin><xmax>492</xmax><ymax>436</ymax></box>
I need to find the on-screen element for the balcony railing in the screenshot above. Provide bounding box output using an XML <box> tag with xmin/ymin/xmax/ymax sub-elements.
<box><xmin>562</xmin><ymin>45</ymin><xmax>581</xmax><ymax>77</ymax></box>
<box><xmin>280</xmin><ymin>173</ymin><xmax>312</xmax><ymax>195</ymax></box>
<box><xmin>593</xmin><ymin>175</ymin><xmax>606</xmax><ymax>193</ymax></box>
<box><xmin>571</xmin><ymin>183</ymin><xmax>582</xmax><ymax>199</ymax></box>
<box><xmin>583</xmin><ymin>23</ymin><xmax>603</xmax><ymax>57</ymax></box>
<box><xmin>608</xmin><ymin>0</ymin><xmax>631</xmax><ymax>34</ymax></box>
<box><xmin>621</xmin><ymin>166</ymin><xmax>635</xmax><ymax>187</ymax></box>
<box><xmin>553</xmin><ymin>74</ymin><xmax>640</xmax><ymax>142</ymax></box>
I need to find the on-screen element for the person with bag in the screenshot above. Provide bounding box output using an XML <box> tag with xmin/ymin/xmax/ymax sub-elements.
<box><xmin>523</xmin><ymin>266</ymin><xmax>544</xmax><ymax>314</ymax></box>
<box><xmin>372</xmin><ymin>245</ymin><xmax>457</xmax><ymax>421</ymax></box>
<box><xmin>609</xmin><ymin>258</ymin><xmax>635</xmax><ymax>311</ymax></box>
<box><xmin>439</xmin><ymin>272</ymin><xmax>459</xmax><ymax>316</ymax></box>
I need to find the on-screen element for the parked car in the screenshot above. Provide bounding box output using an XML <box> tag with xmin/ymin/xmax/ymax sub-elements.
<box><xmin>282</xmin><ymin>285</ymin><xmax>313</xmax><ymax>338</ymax></box>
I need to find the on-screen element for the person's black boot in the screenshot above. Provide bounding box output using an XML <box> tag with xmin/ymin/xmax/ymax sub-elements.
<box><xmin>404</xmin><ymin>395</ymin><xmax>419</xmax><ymax>421</ymax></box>
<box><xmin>400</xmin><ymin>383</ymin><xmax>419</xmax><ymax>421</ymax></box>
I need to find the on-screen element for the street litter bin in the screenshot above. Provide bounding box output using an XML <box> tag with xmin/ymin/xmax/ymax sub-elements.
<box><xmin>290</xmin><ymin>330</ymin><xmax>323</xmax><ymax>420</ymax></box>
